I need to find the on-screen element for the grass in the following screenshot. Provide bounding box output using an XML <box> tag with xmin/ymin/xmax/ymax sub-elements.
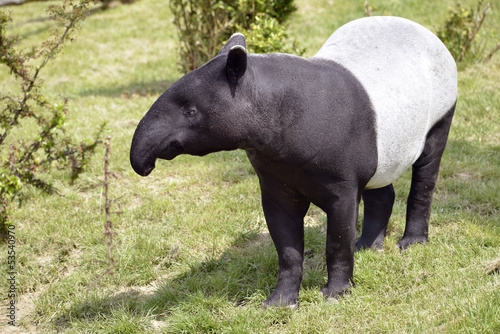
<box><xmin>1</xmin><ymin>0</ymin><xmax>499</xmax><ymax>333</ymax></box>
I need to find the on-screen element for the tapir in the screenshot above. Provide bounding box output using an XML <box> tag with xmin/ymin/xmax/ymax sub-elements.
<box><xmin>130</xmin><ymin>16</ymin><xmax>457</xmax><ymax>307</ymax></box>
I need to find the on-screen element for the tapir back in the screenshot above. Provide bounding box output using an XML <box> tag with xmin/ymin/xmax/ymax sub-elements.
<box><xmin>313</xmin><ymin>16</ymin><xmax>457</xmax><ymax>189</ymax></box>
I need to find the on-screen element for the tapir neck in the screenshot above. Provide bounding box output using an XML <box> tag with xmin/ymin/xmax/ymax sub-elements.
<box><xmin>240</xmin><ymin>54</ymin><xmax>328</xmax><ymax>157</ymax></box>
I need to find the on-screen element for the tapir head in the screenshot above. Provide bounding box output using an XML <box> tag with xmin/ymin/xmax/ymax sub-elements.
<box><xmin>130</xmin><ymin>34</ymin><xmax>249</xmax><ymax>176</ymax></box>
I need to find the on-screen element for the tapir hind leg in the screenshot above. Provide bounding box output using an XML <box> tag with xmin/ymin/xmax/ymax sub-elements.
<box><xmin>398</xmin><ymin>103</ymin><xmax>455</xmax><ymax>249</ymax></box>
<box><xmin>356</xmin><ymin>184</ymin><xmax>395</xmax><ymax>251</ymax></box>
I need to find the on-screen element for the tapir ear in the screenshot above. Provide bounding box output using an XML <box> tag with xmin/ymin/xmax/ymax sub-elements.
<box><xmin>226</xmin><ymin>45</ymin><xmax>247</xmax><ymax>86</ymax></box>
<box><xmin>218</xmin><ymin>33</ymin><xmax>246</xmax><ymax>56</ymax></box>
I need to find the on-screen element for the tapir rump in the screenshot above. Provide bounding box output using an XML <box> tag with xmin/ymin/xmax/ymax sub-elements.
<box><xmin>130</xmin><ymin>16</ymin><xmax>457</xmax><ymax>307</ymax></box>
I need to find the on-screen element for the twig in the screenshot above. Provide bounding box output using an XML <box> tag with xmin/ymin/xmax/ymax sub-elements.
<box><xmin>458</xmin><ymin>2</ymin><xmax>490</xmax><ymax>62</ymax></box>
<box><xmin>87</xmin><ymin>136</ymin><xmax>115</xmax><ymax>291</ymax></box>
<box><xmin>103</xmin><ymin>136</ymin><xmax>114</xmax><ymax>274</ymax></box>
<box><xmin>363</xmin><ymin>1</ymin><xmax>374</xmax><ymax>17</ymax></box>
<box><xmin>484</xmin><ymin>42</ymin><xmax>500</xmax><ymax>62</ymax></box>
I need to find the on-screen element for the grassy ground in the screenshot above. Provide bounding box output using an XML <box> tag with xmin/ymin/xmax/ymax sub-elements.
<box><xmin>1</xmin><ymin>0</ymin><xmax>499</xmax><ymax>333</ymax></box>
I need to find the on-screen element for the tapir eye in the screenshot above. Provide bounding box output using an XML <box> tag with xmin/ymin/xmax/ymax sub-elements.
<box><xmin>183</xmin><ymin>107</ymin><xmax>197</xmax><ymax>117</ymax></box>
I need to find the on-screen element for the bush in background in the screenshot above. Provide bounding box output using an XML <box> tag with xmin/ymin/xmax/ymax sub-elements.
<box><xmin>169</xmin><ymin>0</ymin><xmax>304</xmax><ymax>74</ymax></box>
<box><xmin>436</xmin><ymin>0</ymin><xmax>499</xmax><ymax>64</ymax></box>
<box><xmin>242</xmin><ymin>14</ymin><xmax>305</xmax><ymax>55</ymax></box>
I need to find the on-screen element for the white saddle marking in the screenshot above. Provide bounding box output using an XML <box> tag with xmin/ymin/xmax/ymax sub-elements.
<box><xmin>313</xmin><ymin>16</ymin><xmax>457</xmax><ymax>188</ymax></box>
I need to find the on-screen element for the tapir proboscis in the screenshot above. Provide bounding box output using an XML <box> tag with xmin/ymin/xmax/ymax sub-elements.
<box><xmin>130</xmin><ymin>16</ymin><xmax>457</xmax><ymax>307</ymax></box>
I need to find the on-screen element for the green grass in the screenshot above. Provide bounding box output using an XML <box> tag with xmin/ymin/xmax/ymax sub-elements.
<box><xmin>1</xmin><ymin>0</ymin><xmax>499</xmax><ymax>333</ymax></box>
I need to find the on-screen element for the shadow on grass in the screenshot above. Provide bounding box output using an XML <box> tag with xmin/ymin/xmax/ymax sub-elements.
<box><xmin>52</xmin><ymin>226</ymin><xmax>328</xmax><ymax>330</ymax></box>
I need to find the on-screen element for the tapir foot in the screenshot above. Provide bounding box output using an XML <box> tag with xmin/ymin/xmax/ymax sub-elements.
<box><xmin>262</xmin><ymin>292</ymin><xmax>298</xmax><ymax>309</ymax></box>
<box><xmin>357</xmin><ymin>185</ymin><xmax>394</xmax><ymax>252</ymax></box>
<box><xmin>320</xmin><ymin>282</ymin><xmax>352</xmax><ymax>301</ymax></box>
<box><xmin>397</xmin><ymin>235</ymin><xmax>428</xmax><ymax>250</ymax></box>
<box><xmin>355</xmin><ymin>237</ymin><xmax>384</xmax><ymax>251</ymax></box>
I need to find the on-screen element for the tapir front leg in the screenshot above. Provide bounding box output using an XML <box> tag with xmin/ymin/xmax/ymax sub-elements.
<box><xmin>321</xmin><ymin>185</ymin><xmax>360</xmax><ymax>299</ymax></box>
<box><xmin>259</xmin><ymin>179</ymin><xmax>310</xmax><ymax>308</ymax></box>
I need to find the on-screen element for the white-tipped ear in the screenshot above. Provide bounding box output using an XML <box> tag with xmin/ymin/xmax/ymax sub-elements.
<box><xmin>226</xmin><ymin>45</ymin><xmax>247</xmax><ymax>86</ymax></box>
<box><xmin>218</xmin><ymin>33</ymin><xmax>247</xmax><ymax>56</ymax></box>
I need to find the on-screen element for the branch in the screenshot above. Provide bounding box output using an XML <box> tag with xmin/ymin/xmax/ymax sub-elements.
<box><xmin>458</xmin><ymin>2</ymin><xmax>490</xmax><ymax>62</ymax></box>
<box><xmin>0</xmin><ymin>1</ymin><xmax>89</xmax><ymax>146</ymax></box>
<box><xmin>484</xmin><ymin>42</ymin><xmax>500</xmax><ymax>62</ymax></box>
<box><xmin>87</xmin><ymin>137</ymin><xmax>115</xmax><ymax>291</ymax></box>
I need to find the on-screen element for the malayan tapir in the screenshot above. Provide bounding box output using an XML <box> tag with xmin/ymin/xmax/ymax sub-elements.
<box><xmin>130</xmin><ymin>16</ymin><xmax>457</xmax><ymax>307</ymax></box>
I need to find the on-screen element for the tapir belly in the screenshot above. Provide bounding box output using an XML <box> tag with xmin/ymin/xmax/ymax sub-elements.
<box><xmin>313</xmin><ymin>16</ymin><xmax>457</xmax><ymax>189</ymax></box>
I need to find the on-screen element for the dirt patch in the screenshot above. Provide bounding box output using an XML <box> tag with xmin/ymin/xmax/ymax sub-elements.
<box><xmin>1</xmin><ymin>289</ymin><xmax>41</xmax><ymax>334</ymax></box>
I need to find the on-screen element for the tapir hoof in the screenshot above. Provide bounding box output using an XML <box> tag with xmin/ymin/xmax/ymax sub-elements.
<box><xmin>261</xmin><ymin>301</ymin><xmax>298</xmax><ymax>310</ymax></box>
<box><xmin>262</xmin><ymin>294</ymin><xmax>298</xmax><ymax>309</ymax></box>
<box><xmin>320</xmin><ymin>282</ymin><xmax>353</xmax><ymax>301</ymax></box>
<box><xmin>355</xmin><ymin>238</ymin><xmax>384</xmax><ymax>252</ymax></box>
<box><xmin>397</xmin><ymin>235</ymin><xmax>428</xmax><ymax>250</ymax></box>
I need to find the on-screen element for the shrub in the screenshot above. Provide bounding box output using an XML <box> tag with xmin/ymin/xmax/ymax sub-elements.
<box><xmin>0</xmin><ymin>0</ymin><xmax>102</xmax><ymax>238</ymax></box>
<box><xmin>169</xmin><ymin>0</ymin><xmax>304</xmax><ymax>74</ymax></box>
<box><xmin>242</xmin><ymin>14</ymin><xmax>305</xmax><ymax>55</ymax></box>
<box><xmin>436</xmin><ymin>0</ymin><xmax>500</xmax><ymax>64</ymax></box>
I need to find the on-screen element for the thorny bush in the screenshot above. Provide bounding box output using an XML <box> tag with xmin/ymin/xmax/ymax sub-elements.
<box><xmin>0</xmin><ymin>0</ymin><xmax>103</xmax><ymax>239</ymax></box>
